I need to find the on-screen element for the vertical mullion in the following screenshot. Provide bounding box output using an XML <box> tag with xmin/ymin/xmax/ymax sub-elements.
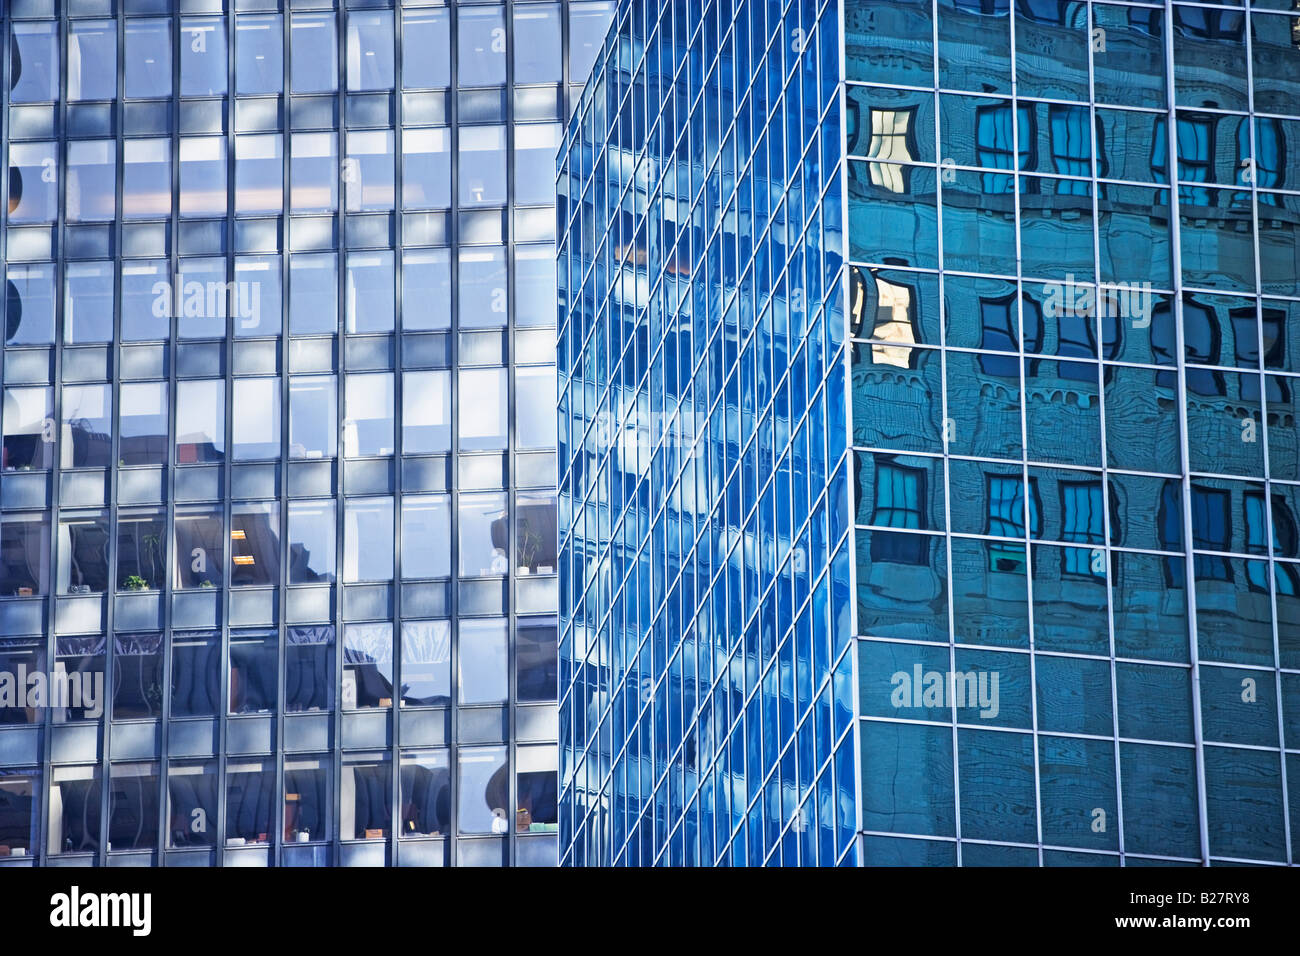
<box><xmin>390</xmin><ymin>3</ymin><xmax>405</xmax><ymax>863</ymax></box>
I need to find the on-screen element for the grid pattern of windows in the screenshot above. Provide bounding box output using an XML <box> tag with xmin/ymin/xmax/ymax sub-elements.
<box><xmin>850</xmin><ymin>0</ymin><xmax>1300</xmax><ymax>866</ymax></box>
<box><xmin>557</xmin><ymin>0</ymin><xmax>855</xmax><ymax>866</ymax></box>
<box><xmin>1</xmin><ymin>0</ymin><xmax>614</xmax><ymax>868</ymax></box>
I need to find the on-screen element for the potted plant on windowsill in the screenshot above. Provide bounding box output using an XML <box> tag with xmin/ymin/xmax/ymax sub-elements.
<box><xmin>123</xmin><ymin>575</ymin><xmax>149</xmax><ymax>591</ymax></box>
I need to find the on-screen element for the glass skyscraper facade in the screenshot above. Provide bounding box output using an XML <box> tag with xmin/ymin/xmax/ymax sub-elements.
<box><xmin>1</xmin><ymin>0</ymin><xmax>613</xmax><ymax>867</ymax></box>
<box><xmin>559</xmin><ymin>0</ymin><xmax>1300</xmax><ymax>866</ymax></box>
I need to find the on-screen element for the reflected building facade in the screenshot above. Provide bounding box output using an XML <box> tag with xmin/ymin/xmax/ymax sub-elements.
<box><xmin>559</xmin><ymin>0</ymin><xmax>1300</xmax><ymax>865</ymax></box>
<box><xmin>1</xmin><ymin>0</ymin><xmax>614</xmax><ymax>867</ymax></box>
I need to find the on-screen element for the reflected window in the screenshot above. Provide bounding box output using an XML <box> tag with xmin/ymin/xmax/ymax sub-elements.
<box><xmin>1049</xmin><ymin>104</ymin><xmax>1092</xmax><ymax>186</ymax></box>
<box><xmin>401</xmin><ymin>495</ymin><xmax>451</xmax><ymax>579</ymax></box>
<box><xmin>288</xmin><ymin>500</ymin><xmax>336</xmax><ymax>584</ymax></box>
<box><xmin>225</xmin><ymin>760</ymin><xmax>275</xmax><ymax>844</ymax></box>
<box><xmin>868</xmin><ymin>276</ymin><xmax>919</xmax><ymax>368</ymax></box>
<box><xmin>171</xmin><ymin>633</ymin><xmax>221</xmax><ymax>717</ymax></box>
<box><xmin>49</xmin><ymin>766</ymin><xmax>101</xmax><ymax>855</ymax></box>
<box><xmin>234</xmin><ymin>135</ymin><xmax>283</xmax><ymax>216</ymax></box>
<box><xmin>344</xmin><ymin>623</ymin><xmax>394</xmax><ymax>709</ymax></box>
<box><xmin>401</xmin><ymin>621</ymin><xmax>451</xmax><ymax>707</ymax></box>
<box><xmin>517</xmin><ymin>618</ymin><xmax>557</xmax><ymax>702</ymax></box>
<box><xmin>976</xmin><ymin>103</ymin><xmax>1031</xmax><ymax>192</ymax></box>
<box><xmin>291</xmin><ymin>133</ymin><xmax>339</xmax><ymax>213</ymax></box>
<box><xmin>236</xmin><ymin>14</ymin><xmax>283</xmax><ymax>95</ymax></box>
<box><xmin>1060</xmin><ymin>481</ymin><xmax>1106</xmax><ymax>575</ymax></box>
<box><xmin>459</xmin><ymin>368</ymin><xmax>507</xmax><ymax>451</ymax></box>
<box><xmin>343</xmin><ymin>497</ymin><xmax>394</xmax><ymax>582</ymax></box>
<box><xmin>347</xmin><ymin>11</ymin><xmax>395</xmax><ymax>91</ymax></box>
<box><xmin>112</xmin><ymin>633</ymin><xmax>164</xmax><ymax>719</ymax></box>
<box><xmin>346</xmin><ymin>251</ymin><xmax>395</xmax><ymax>332</ymax></box>
<box><xmin>401</xmin><ymin>750</ymin><xmax>451</xmax><ymax>837</ymax></box>
<box><xmin>516</xmin><ymin>745</ymin><xmax>558</xmax><ymax>832</ymax></box>
<box><xmin>1191</xmin><ymin>486</ymin><xmax>1231</xmax><ymax>581</ymax></box>
<box><xmin>291</xmin><ymin>13</ymin><xmax>338</xmax><ymax>93</ymax></box>
<box><xmin>459</xmin><ymin>126</ymin><xmax>507</xmax><ymax>207</ymax></box>
<box><xmin>0</xmin><ymin>515</ymin><xmax>49</xmax><ymax>597</ymax></box>
<box><xmin>867</xmin><ymin>109</ymin><xmax>917</xmax><ymax>191</ymax></box>
<box><xmin>344</xmin><ymin>373</ymin><xmax>394</xmax><ymax>457</ymax></box>
<box><xmin>459</xmin><ymin>492</ymin><xmax>509</xmax><ymax>578</ymax></box>
<box><xmin>125</xmin><ymin>18</ymin><xmax>171</xmax><ymax>99</ymax></box>
<box><xmin>5</xmin><ymin>263</ymin><xmax>56</xmax><ymax>345</ymax></box>
<box><xmin>289</xmin><ymin>375</ymin><xmax>338</xmax><ymax>459</ymax></box>
<box><xmin>117</xmin><ymin>512</ymin><xmax>166</xmax><ymax>593</ymax></box>
<box><xmin>123</xmin><ymin>140</ymin><xmax>172</xmax><ymax>220</ymax></box>
<box><xmin>180</xmin><ymin>17</ymin><xmax>228</xmax><ymax>97</ymax></box>
<box><xmin>229</xmin><ymin>633</ymin><xmax>277</xmax><ymax>714</ymax></box>
<box><xmin>231</xmin><ymin>501</ymin><xmax>280</xmax><ymax>587</ymax></box>
<box><xmin>285</xmin><ymin>756</ymin><xmax>330</xmax><ymax>842</ymax></box>
<box><xmin>286</xmin><ymin>627</ymin><xmax>333</xmax><ymax>713</ymax></box>
<box><xmin>61</xmin><ymin>384</ymin><xmax>112</xmax><ymax>469</ymax></box>
<box><xmin>401</xmin><ymin>128</ymin><xmax>452</xmax><ymax>210</ymax></box>
<box><xmin>176</xmin><ymin>379</ymin><xmax>225</xmax><ymax>463</ymax></box>
<box><xmin>119</xmin><ymin>382</ymin><xmax>168</xmax><ymax>466</ymax></box>
<box><xmin>63</xmin><ymin>261</ymin><xmax>114</xmax><ymax>344</ymax></box>
<box><xmin>232</xmin><ymin>379</ymin><xmax>281</xmax><ymax>461</ymax></box>
<box><xmin>401</xmin><ymin>9</ymin><xmax>450</xmax><ymax>89</ymax></box>
<box><xmin>869</xmin><ymin>461</ymin><xmax>927</xmax><ymax>564</ymax></box>
<box><xmin>458</xmin><ymin>6</ymin><xmax>507</xmax><ymax>87</ymax></box>
<box><xmin>68</xmin><ymin>20</ymin><xmax>116</xmax><ymax>102</ymax></box>
<box><xmin>402</xmin><ymin>369</ymin><xmax>451</xmax><ymax>454</ymax></box>
<box><xmin>290</xmin><ymin>254</ymin><xmax>339</xmax><ymax>335</ymax></box>
<box><xmin>174</xmin><ymin>508</ymin><xmax>224</xmax><ymax>591</ymax></box>
<box><xmin>57</xmin><ymin>515</ymin><xmax>110</xmax><ymax>595</ymax></box>
<box><xmin>108</xmin><ymin>763</ymin><xmax>160</xmax><ymax>852</ymax></box>
<box><xmin>167</xmin><ymin>762</ymin><xmax>217</xmax><ymax>849</ymax></box>
<box><xmin>3</xmin><ymin>386</ymin><xmax>53</xmax><ymax>471</ymax></box>
<box><xmin>457</xmin><ymin>746</ymin><xmax>509</xmax><ymax>834</ymax></box>
<box><xmin>10</xmin><ymin>22</ymin><xmax>58</xmax><ymax>103</ymax></box>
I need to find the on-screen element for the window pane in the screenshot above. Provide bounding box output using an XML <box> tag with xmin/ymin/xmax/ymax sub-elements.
<box><xmin>344</xmin><ymin>497</ymin><xmax>393</xmax><ymax>582</ymax></box>
<box><xmin>400</xmin><ymin>622</ymin><xmax>450</xmax><ymax>707</ymax></box>
<box><xmin>520</xmin><ymin>247</ymin><xmax>567</xmax><ymax>331</ymax></box>
<box><xmin>458</xmin><ymin>368</ymin><xmax>507</xmax><ymax>450</ymax></box>
<box><xmin>234</xmin><ymin>134</ymin><xmax>283</xmax><ymax>216</ymax></box>
<box><xmin>170</xmin><ymin>634</ymin><xmax>220</xmax><ymax>716</ymax></box>
<box><xmin>401</xmin><ymin>494</ymin><xmax>451</xmax><ymax>579</ymax></box>
<box><xmin>344</xmin><ymin>373</ymin><xmax>394</xmax><ymax>457</ymax></box>
<box><xmin>0</xmin><ymin>515</ymin><xmax>50</xmax><ymax>597</ymax></box>
<box><xmin>458</xmin><ymin>6</ymin><xmax>506</xmax><ymax>87</ymax></box>
<box><xmin>0</xmin><ymin>642</ymin><xmax>45</xmax><ymax>722</ymax></box>
<box><xmin>459</xmin><ymin>618</ymin><xmax>508</xmax><ymax>705</ymax></box>
<box><xmin>288</xmin><ymin>500</ymin><xmax>336</xmax><ymax>584</ymax></box>
<box><xmin>58</xmin><ymin>517</ymin><xmax>110</xmax><ymax>594</ymax></box>
<box><xmin>457</xmin><ymin>746</ymin><xmax>508</xmax><ymax>834</ymax></box>
<box><xmin>63</xmin><ymin>260</ymin><xmax>114</xmax><ymax>344</ymax></box>
<box><xmin>569</xmin><ymin>2</ymin><xmax>617</xmax><ymax>81</ymax></box>
<box><xmin>458</xmin><ymin>248</ymin><xmax>508</xmax><ymax>328</ymax></box>
<box><xmin>181</xmin><ymin>17</ymin><xmax>228</xmax><ymax>97</ymax></box>
<box><xmin>291</xmin><ymin>13</ymin><xmax>338</xmax><ymax>93</ymax></box>
<box><xmin>167</xmin><ymin>762</ymin><xmax>217</xmax><ymax>848</ymax></box>
<box><xmin>176</xmin><ymin>258</ymin><xmax>226</xmax><ymax>339</ymax></box>
<box><xmin>401</xmin><ymin>128</ymin><xmax>451</xmax><ymax>210</ymax></box>
<box><xmin>67</xmin><ymin>140</ymin><xmax>116</xmax><ymax>222</ymax></box>
<box><xmin>232</xmin><ymin>379</ymin><xmax>282</xmax><ymax>461</ymax></box>
<box><xmin>514</xmin><ymin>124</ymin><xmax>562</xmax><ymax>205</ymax></box>
<box><xmin>231</xmin><ymin>502</ymin><xmax>280</xmax><ymax>587</ymax></box>
<box><xmin>515</xmin><ymin>366</ymin><xmax>557</xmax><ymax>449</ymax></box>
<box><xmin>176</xmin><ymin>379</ymin><xmax>225</xmax><ymax>464</ymax></box>
<box><xmin>347</xmin><ymin>11</ymin><xmax>395</xmax><ymax>91</ymax></box>
<box><xmin>61</xmin><ymin>384</ymin><xmax>112</xmax><ymax>469</ymax></box>
<box><xmin>401</xmin><ymin>9</ymin><xmax>450</xmax><ymax>89</ymax></box>
<box><xmin>234</xmin><ymin>255</ymin><xmax>281</xmax><ymax>337</ymax></box>
<box><xmin>7</xmin><ymin>143</ymin><xmax>59</xmax><ymax>223</ymax></box>
<box><xmin>458</xmin><ymin>125</ymin><xmax>507</xmax><ymax>207</ymax></box>
<box><xmin>236</xmin><ymin>14</ymin><xmax>283</xmax><ymax>95</ymax></box>
<box><xmin>10</xmin><ymin>22</ymin><xmax>58</xmax><ymax>103</ymax></box>
<box><xmin>68</xmin><ymin>20</ymin><xmax>117</xmax><ymax>102</ymax></box>
<box><xmin>345</xmin><ymin>130</ymin><xmax>395</xmax><ymax>212</ymax></box>
<box><xmin>400</xmin><ymin>749</ymin><xmax>451</xmax><ymax>836</ymax></box>
<box><xmin>458</xmin><ymin>492</ymin><xmax>508</xmax><ymax>577</ymax></box>
<box><xmin>116</xmin><ymin>514</ymin><xmax>166</xmax><ymax>593</ymax></box>
<box><xmin>285</xmin><ymin>755</ymin><xmax>331</xmax><ymax>842</ymax></box>
<box><xmin>289</xmin><ymin>253</ymin><xmax>338</xmax><ymax>335</ymax></box>
<box><xmin>112</xmin><ymin>633</ymin><xmax>164</xmax><ymax>718</ymax></box>
<box><xmin>343</xmin><ymin>757</ymin><xmax>391</xmax><ymax>840</ymax></box>
<box><xmin>516</xmin><ymin>744</ymin><xmax>558</xmax><ymax>831</ymax></box>
<box><xmin>513</xmin><ymin>4</ymin><xmax>561</xmax><ymax>84</ymax></box>
<box><xmin>289</xmin><ymin>374</ymin><xmax>338</xmax><ymax>459</ymax></box>
<box><xmin>174</xmin><ymin>509</ymin><xmax>224</xmax><ymax>590</ymax></box>
<box><xmin>402</xmin><ymin>369</ymin><xmax>451</xmax><ymax>454</ymax></box>
<box><xmin>180</xmin><ymin>137</ymin><xmax>227</xmax><ymax>218</ymax></box>
<box><xmin>0</xmin><ymin>770</ymin><xmax>38</xmax><ymax>853</ymax></box>
<box><xmin>50</xmin><ymin>765</ymin><xmax>101</xmax><ymax>854</ymax></box>
<box><xmin>286</xmin><ymin>629</ymin><xmax>333</xmax><ymax>714</ymax></box>
<box><xmin>123</xmin><ymin>139</ymin><xmax>172</xmax><ymax>220</ymax></box>
<box><xmin>401</xmin><ymin>249</ymin><xmax>452</xmax><ymax>330</ymax></box>
<box><xmin>346</xmin><ymin>251</ymin><xmax>395</xmax><ymax>332</ymax></box>
<box><xmin>517</xmin><ymin>618</ymin><xmax>557</xmax><ymax>702</ymax></box>
<box><xmin>119</xmin><ymin>381</ymin><xmax>168</xmax><ymax>466</ymax></box>
<box><xmin>343</xmin><ymin>622</ymin><xmax>394</xmax><ymax>708</ymax></box>
<box><xmin>3</xmin><ymin>387</ymin><xmax>53</xmax><ymax>471</ymax></box>
<box><xmin>229</xmin><ymin>637</ymin><xmax>277</xmax><ymax>714</ymax></box>
<box><xmin>125</xmin><ymin>18</ymin><xmax>172</xmax><ymax>99</ymax></box>
<box><xmin>516</xmin><ymin>493</ymin><xmax>558</xmax><ymax>574</ymax></box>
<box><xmin>5</xmin><ymin>263</ymin><xmax>57</xmax><ymax>345</ymax></box>
<box><xmin>225</xmin><ymin>759</ymin><xmax>275</xmax><ymax>843</ymax></box>
<box><xmin>291</xmin><ymin>132</ymin><xmax>338</xmax><ymax>213</ymax></box>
